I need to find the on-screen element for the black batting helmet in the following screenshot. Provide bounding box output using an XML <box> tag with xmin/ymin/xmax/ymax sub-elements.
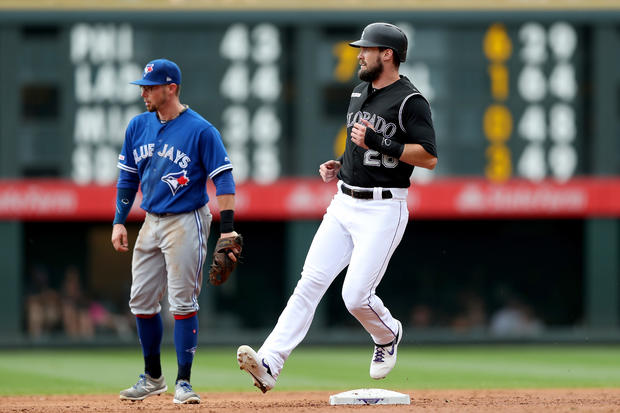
<box><xmin>349</xmin><ymin>22</ymin><xmax>408</xmax><ymax>63</ymax></box>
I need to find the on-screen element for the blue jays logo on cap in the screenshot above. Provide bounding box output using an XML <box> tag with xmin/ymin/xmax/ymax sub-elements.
<box><xmin>131</xmin><ymin>59</ymin><xmax>182</xmax><ymax>86</ymax></box>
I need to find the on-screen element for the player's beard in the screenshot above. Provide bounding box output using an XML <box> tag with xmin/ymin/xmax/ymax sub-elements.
<box><xmin>358</xmin><ymin>56</ymin><xmax>383</xmax><ymax>82</ymax></box>
<box><xmin>146</xmin><ymin>94</ymin><xmax>167</xmax><ymax>113</ymax></box>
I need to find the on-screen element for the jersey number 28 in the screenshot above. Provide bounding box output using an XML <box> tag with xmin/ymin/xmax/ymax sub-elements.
<box><xmin>363</xmin><ymin>150</ymin><xmax>398</xmax><ymax>168</ymax></box>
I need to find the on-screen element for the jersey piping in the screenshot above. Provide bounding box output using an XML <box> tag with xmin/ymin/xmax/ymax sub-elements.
<box><xmin>398</xmin><ymin>92</ymin><xmax>423</xmax><ymax>133</ymax></box>
<box><xmin>208</xmin><ymin>163</ymin><xmax>233</xmax><ymax>179</ymax></box>
<box><xmin>191</xmin><ymin>209</ymin><xmax>205</xmax><ymax>310</ymax></box>
<box><xmin>118</xmin><ymin>163</ymin><xmax>138</xmax><ymax>174</ymax></box>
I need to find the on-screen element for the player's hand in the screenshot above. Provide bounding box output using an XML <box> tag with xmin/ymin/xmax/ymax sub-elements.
<box><xmin>351</xmin><ymin>119</ymin><xmax>374</xmax><ymax>149</ymax></box>
<box><xmin>219</xmin><ymin>230</ymin><xmax>240</xmax><ymax>262</ymax></box>
<box><xmin>111</xmin><ymin>224</ymin><xmax>129</xmax><ymax>252</ymax></box>
<box><xmin>319</xmin><ymin>160</ymin><xmax>342</xmax><ymax>183</ymax></box>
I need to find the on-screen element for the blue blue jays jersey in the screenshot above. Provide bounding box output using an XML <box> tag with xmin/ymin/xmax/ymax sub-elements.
<box><xmin>117</xmin><ymin>108</ymin><xmax>232</xmax><ymax>214</ymax></box>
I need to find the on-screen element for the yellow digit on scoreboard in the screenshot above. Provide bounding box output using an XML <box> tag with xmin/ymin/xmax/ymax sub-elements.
<box><xmin>483</xmin><ymin>23</ymin><xmax>513</xmax><ymax>182</ymax></box>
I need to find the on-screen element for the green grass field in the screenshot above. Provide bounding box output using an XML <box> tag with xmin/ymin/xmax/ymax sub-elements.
<box><xmin>0</xmin><ymin>345</ymin><xmax>619</xmax><ymax>395</ymax></box>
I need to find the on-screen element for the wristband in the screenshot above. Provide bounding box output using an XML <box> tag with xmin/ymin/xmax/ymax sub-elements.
<box><xmin>220</xmin><ymin>209</ymin><xmax>234</xmax><ymax>233</ymax></box>
<box><xmin>364</xmin><ymin>128</ymin><xmax>405</xmax><ymax>159</ymax></box>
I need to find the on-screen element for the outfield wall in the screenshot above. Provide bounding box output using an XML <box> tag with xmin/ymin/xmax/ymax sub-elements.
<box><xmin>0</xmin><ymin>3</ymin><xmax>618</xmax><ymax>344</ymax></box>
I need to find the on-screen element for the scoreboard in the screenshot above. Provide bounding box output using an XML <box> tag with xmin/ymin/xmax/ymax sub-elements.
<box><xmin>0</xmin><ymin>9</ymin><xmax>619</xmax><ymax>220</ymax></box>
<box><xmin>313</xmin><ymin>20</ymin><xmax>585</xmax><ymax>182</ymax></box>
<box><xmin>68</xmin><ymin>22</ymin><xmax>288</xmax><ymax>184</ymax></box>
<box><xmin>56</xmin><ymin>17</ymin><xmax>591</xmax><ymax>183</ymax></box>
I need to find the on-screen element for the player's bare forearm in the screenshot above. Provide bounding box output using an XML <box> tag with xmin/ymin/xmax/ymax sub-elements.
<box><xmin>319</xmin><ymin>160</ymin><xmax>341</xmax><ymax>183</ymax></box>
<box><xmin>111</xmin><ymin>223</ymin><xmax>129</xmax><ymax>252</ymax></box>
<box><xmin>216</xmin><ymin>194</ymin><xmax>235</xmax><ymax>212</ymax></box>
<box><xmin>400</xmin><ymin>143</ymin><xmax>437</xmax><ymax>170</ymax></box>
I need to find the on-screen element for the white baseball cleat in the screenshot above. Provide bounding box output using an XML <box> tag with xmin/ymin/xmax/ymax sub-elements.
<box><xmin>119</xmin><ymin>373</ymin><xmax>167</xmax><ymax>401</ymax></box>
<box><xmin>237</xmin><ymin>345</ymin><xmax>276</xmax><ymax>393</ymax></box>
<box><xmin>369</xmin><ymin>319</ymin><xmax>402</xmax><ymax>380</ymax></box>
<box><xmin>173</xmin><ymin>380</ymin><xmax>200</xmax><ymax>404</ymax></box>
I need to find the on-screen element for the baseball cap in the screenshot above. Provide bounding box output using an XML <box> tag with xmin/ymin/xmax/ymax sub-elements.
<box><xmin>130</xmin><ymin>58</ymin><xmax>182</xmax><ymax>86</ymax></box>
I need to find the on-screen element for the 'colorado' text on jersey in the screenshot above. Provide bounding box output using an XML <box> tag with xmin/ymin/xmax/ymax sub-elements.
<box><xmin>338</xmin><ymin>76</ymin><xmax>437</xmax><ymax>188</ymax></box>
<box><xmin>117</xmin><ymin>108</ymin><xmax>232</xmax><ymax>214</ymax></box>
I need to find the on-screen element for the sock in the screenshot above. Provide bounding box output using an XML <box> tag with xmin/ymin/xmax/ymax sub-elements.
<box><xmin>136</xmin><ymin>314</ymin><xmax>163</xmax><ymax>379</ymax></box>
<box><xmin>174</xmin><ymin>312</ymin><xmax>198</xmax><ymax>382</ymax></box>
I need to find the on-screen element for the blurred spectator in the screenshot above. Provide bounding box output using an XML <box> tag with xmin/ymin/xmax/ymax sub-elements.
<box><xmin>25</xmin><ymin>265</ymin><xmax>62</xmax><ymax>338</ymax></box>
<box><xmin>61</xmin><ymin>266</ymin><xmax>136</xmax><ymax>339</ymax></box>
<box><xmin>490</xmin><ymin>295</ymin><xmax>544</xmax><ymax>336</ymax></box>
<box><xmin>451</xmin><ymin>290</ymin><xmax>486</xmax><ymax>332</ymax></box>
<box><xmin>409</xmin><ymin>304</ymin><xmax>433</xmax><ymax>328</ymax></box>
<box><xmin>88</xmin><ymin>297</ymin><xmax>134</xmax><ymax>339</ymax></box>
<box><xmin>60</xmin><ymin>266</ymin><xmax>94</xmax><ymax>338</ymax></box>
<box><xmin>26</xmin><ymin>264</ymin><xmax>135</xmax><ymax>340</ymax></box>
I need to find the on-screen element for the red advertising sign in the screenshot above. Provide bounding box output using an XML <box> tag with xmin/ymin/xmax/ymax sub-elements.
<box><xmin>0</xmin><ymin>177</ymin><xmax>618</xmax><ymax>221</ymax></box>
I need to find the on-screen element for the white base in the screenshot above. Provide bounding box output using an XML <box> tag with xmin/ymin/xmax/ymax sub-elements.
<box><xmin>329</xmin><ymin>388</ymin><xmax>411</xmax><ymax>405</ymax></box>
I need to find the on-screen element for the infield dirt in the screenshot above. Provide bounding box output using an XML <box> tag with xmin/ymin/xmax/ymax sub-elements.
<box><xmin>1</xmin><ymin>389</ymin><xmax>619</xmax><ymax>412</ymax></box>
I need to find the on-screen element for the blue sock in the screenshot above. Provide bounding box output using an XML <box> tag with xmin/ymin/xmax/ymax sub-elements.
<box><xmin>136</xmin><ymin>314</ymin><xmax>163</xmax><ymax>378</ymax></box>
<box><xmin>174</xmin><ymin>313</ymin><xmax>198</xmax><ymax>382</ymax></box>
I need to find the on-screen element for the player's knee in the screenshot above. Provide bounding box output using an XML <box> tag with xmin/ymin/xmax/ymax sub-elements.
<box><xmin>129</xmin><ymin>296</ymin><xmax>161</xmax><ymax>315</ymax></box>
<box><xmin>341</xmin><ymin>287</ymin><xmax>366</xmax><ymax>314</ymax></box>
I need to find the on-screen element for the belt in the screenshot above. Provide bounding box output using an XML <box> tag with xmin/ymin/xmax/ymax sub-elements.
<box><xmin>149</xmin><ymin>212</ymin><xmax>175</xmax><ymax>218</ymax></box>
<box><xmin>341</xmin><ymin>185</ymin><xmax>392</xmax><ymax>200</ymax></box>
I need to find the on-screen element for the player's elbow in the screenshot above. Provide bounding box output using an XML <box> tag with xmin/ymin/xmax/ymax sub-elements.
<box><xmin>422</xmin><ymin>156</ymin><xmax>437</xmax><ymax>170</ymax></box>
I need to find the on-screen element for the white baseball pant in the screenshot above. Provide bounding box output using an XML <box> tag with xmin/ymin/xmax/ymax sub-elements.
<box><xmin>259</xmin><ymin>181</ymin><xmax>409</xmax><ymax>378</ymax></box>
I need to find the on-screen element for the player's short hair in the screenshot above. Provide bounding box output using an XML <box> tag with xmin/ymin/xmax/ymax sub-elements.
<box><xmin>379</xmin><ymin>47</ymin><xmax>401</xmax><ymax>68</ymax></box>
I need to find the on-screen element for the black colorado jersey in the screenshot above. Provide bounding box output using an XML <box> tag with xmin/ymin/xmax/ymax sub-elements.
<box><xmin>338</xmin><ymin>76</ymin><xmax>437</xmax><ymax>188</ymax></box>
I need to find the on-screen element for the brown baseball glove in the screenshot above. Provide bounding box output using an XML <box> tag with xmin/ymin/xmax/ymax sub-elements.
<box><xmin>208</xmin><ymin>234</ymin><xmax>243</xmax><ymax>286</ymax></box>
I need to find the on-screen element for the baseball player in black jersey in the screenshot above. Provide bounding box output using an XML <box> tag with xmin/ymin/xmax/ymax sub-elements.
<box><xmin>237</xmin><ymin>22</ymin><xmax>437</xmax><ymax>393</ymax></box>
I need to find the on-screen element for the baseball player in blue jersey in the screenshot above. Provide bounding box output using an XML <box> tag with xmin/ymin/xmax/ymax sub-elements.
<box><xmin>111</xmin><ymin>59</ymin><xmax>238</xmax><ymax>404</ymax></box>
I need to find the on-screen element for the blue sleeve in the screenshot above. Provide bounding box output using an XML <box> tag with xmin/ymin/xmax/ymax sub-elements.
<box><xmin>113</xmin><ymin>186</ymin><xmax>138</xmax><ymax>225</ymax></box>
<box><xmin>116</xmin><ymin>167</ymin><xmax>140</xmax><ymax>190</ymax></box>
<box><xmin>201</xmin><ymin>126</ymin><xmax>233</xmax><ymax>179</ymax></box>
<box><xmin>114</xmin><ymin>169</ymin><xmax>139</xmax><ymax>225</ymax></box>
<box><xmin>212</xmin><ymin>169</ymin><xmax>235</xmax><ymax>196</ymax></box>
<box><xmin>117</xmin><ymin>118</ymin><xmax>139</xmax><ymax>175</ymax></box>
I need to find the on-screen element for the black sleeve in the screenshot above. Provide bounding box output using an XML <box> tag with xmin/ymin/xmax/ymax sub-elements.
<box><xmin>401</xmin><ymin>96</ymin><xmax>437</xmax><ymax>158</ymax></box>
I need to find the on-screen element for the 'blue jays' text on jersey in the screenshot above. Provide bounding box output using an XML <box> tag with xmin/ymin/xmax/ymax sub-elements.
<box><xmin>117</xmin><ymin>108</ymin><xmax>232</xmax><ymax>214</ymax></box>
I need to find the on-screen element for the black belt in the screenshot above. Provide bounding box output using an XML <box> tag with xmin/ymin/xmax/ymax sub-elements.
<box><xmin>341</xmin><ymin>185</ymin><xmax>392</xmax><ymax>200</ymax></box>
<box><xmin>149</xmin><ymin>212</ymin><xmax>175</xmax><ymax>218</ymax></box>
